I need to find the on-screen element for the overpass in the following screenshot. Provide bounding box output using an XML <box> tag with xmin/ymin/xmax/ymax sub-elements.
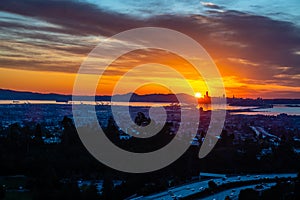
<box><xmin>129</xmin><ymin>173</ymin><xmax>297</xmax><ymax>200</ymax></box>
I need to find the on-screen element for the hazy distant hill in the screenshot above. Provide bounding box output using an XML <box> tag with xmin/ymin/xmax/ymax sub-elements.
<box><xmin>113</xmin><ymin>93</ymin><xmax>195</xmax><ymax>103</ymax></box>
<box><xmin>0</xmin><ymin>89</ymin><xmax>71</xmax><ymax>101</ymax></box>
<box><xmin>0</xmin><ymin>89</ymin><xmax>194</xmax><ymax>103</ymax></box>
<box><xmin>1</xmin><ymin>89</ymin><xmax>299</xmax><ymax>104</ymax></box>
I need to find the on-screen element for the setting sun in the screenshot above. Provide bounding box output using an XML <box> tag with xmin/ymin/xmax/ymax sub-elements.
<box><xmin>195</xmin><ymin>92</ymin><xmax>202</xmax><ymax>98</ymax></box>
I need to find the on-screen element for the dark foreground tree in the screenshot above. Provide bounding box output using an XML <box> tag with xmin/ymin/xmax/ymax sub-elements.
<box><xmin>239</xmin><ymin>188</ymin><xmax>259</xmax><ymax>200</ymax></box>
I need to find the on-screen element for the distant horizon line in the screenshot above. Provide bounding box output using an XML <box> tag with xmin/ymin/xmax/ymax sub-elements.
<box><xmin>0</xmin><ymin>88</ymin><xmax>299</xmax><ymax>100</ymax></box>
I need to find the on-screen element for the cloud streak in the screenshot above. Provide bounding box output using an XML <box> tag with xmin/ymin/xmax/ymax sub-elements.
<box><xmin>0</xmin><ymin>0</ymin><xmax>299</xmax><ymax>97</ymax></box>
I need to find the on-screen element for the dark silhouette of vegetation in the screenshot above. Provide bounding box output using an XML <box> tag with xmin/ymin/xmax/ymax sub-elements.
<box><xmin>0</xmin><ymin>185</ymin><xmax>5</xmax><ymax>200</ymax></box>
<box><xmin>239</xmin><ymin>188</ymin><xmax>259</xmax><ymax>200</ymax></box>
<box><xmin>0</xmin><ymin>112</ymin><xmax>299</xmax><ymax>199</ymax></box>
<box><xmin>208</xmin><ymin>180</ymin><xmax>218</xmax><ymax>190</ymax></box>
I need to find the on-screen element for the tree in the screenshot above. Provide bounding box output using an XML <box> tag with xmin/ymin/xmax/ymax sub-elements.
<box><xmin>7</xmin><ymin>123</ymin><xmax>22</xmax><ymax>145</ymax></box>
<box><xmin>238</xmin><ymin>188</ymin><xmax>259</xmax><ymax>200</ymax></box>
<box><xmin>82</xmin><ymin>184</ymin><xmax>99</xmax><ymax>200</ymax></box>
<box><xmin>134</xmin><ymin>112</ymin><xmax>150</xmax><ymax>126</ymax></box>
<box><xmin>208</xmin><ymin>180</ymin><xmax>217</xmax><ymax>190</ymax></box>
<box><xmin>295</xmin><ymin>169</ymin><xmax>300</xmax><ymax>199</ymax></box>
<box><xmin>61</xmin><ymin>116</ymin><xmax>81</xmax><ymax>145</ymax></box>
<box><xmin>57</xmin><ymin>182</ymin><xmax>82</xmax><ymax>200</ymax></box>
<box><xmin>33</xmin><ymin>123</ymin><xmax>43</xmax><ymax>145</ymax></box>
<box><xmin>0</xmin><ymin>185</ymin><xmax>5</xmax><ymax>200</ymax></box>
<box><xmin>102</xmin><ymin>175</ymin><xmax>114</xmax><ymax>200</ymax></box>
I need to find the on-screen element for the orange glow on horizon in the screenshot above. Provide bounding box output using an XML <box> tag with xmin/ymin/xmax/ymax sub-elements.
<box><xmin>1</xmin><ymin>66</ymin><xmax>299</xmax><ymax>98</ymax></box>
<box><xmin>1</xmin><ymin>49</ymin><xmax>299</xmax><ymax>98</ymax></box>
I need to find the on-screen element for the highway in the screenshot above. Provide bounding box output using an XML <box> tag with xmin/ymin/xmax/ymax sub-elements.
<box><xmin>199</xmin><ymin>183</ymin><xmax>276</xmax><ymax>200</ymax></box>
<box><xmin>250</xmin><ymin>126</ymin><xmax>280</xmax><ymax>140</ymax></box>
<box><xmin>129</xmin><ymin>173</ymin><xmax>296</xmax><ymax>200</ymax></box>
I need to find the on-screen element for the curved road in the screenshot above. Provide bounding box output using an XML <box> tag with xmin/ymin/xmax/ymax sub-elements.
<box><xmin>130</xmin><ymin>173</ymin><xmax>296</xmax><ymax>200</ymax></box>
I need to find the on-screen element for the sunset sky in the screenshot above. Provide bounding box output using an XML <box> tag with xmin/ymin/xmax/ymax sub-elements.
<box><xmin>0</xmin><ymin>0</ymin><xmax>300</xmax><ymax>98</ymax></box>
